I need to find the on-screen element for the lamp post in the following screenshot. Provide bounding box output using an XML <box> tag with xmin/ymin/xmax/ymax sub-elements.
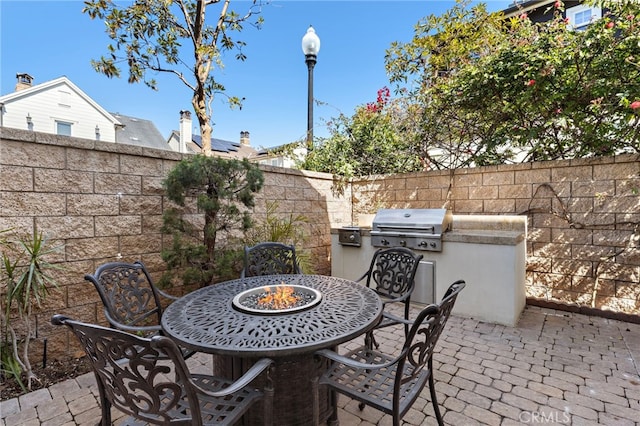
<box><xmin>302</xmin><ymin>25</ymin><xmax>320</xmax><ymax>151</ymax></box>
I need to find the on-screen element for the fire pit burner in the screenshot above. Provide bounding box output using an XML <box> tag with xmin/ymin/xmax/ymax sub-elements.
<box><xmin>233</xmin><ymin>284</ymin><xmax>322</xmax><ymax>314</ymax></box>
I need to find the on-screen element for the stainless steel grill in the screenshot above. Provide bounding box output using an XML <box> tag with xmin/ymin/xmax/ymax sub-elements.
<box><xmin>370</xmin><ymin>208</ymin><xmax>452</xmax><ymax>252</ymax></box>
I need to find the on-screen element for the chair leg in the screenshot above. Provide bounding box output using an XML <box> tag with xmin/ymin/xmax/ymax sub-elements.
<box><xmin>328</xmin><ymin>389</ymin><xmax>339</xmax><ymax>426</ymax></box>
<box><xmin>393</xmin><ymin>412</ymin><xmax>400</xmax><ymax>426</ymax></box>
<box><xmin>95</xmin><ymin>377</ymin><xmax>112</xmax><ymax>426</ymax></box>
<box><xmin>365</xmin><ymin>330</ymin><xmax>373</xmax><ymax>351</ymax></box>
<box><xmin>364</xmin><ymin>330</ymin><xmax>379</xmax><ymax>351</ymax></box>
<box><xmin>429</xmin><ymin>371</ymin><xmax>444</xmax><ymax>426</ymax></box>
<box><xmin>263</xmin><ymin>366</ymin><xmax>275</xmax><ymax>426</ymax></box>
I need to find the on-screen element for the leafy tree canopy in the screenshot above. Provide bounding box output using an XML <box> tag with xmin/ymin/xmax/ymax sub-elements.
<box><xmin>83</xmin><ymin>0</ymin><xmax>265</xmax><ymax>155</ymax></box>
<box><xmin>302</xmin><ymin>87</ymin><xmax>422</xmax><ymax>190</ymax></box>
<box><xmin>386</xmin><ymin>0</ymin><xmax>640</xmax><ymax>166</ymax></box>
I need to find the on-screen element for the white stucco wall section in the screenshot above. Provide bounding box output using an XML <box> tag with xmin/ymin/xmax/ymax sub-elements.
<box><xmin>331</xmin><ymin>215</ymin><xmax>528</xmax><ymax>326</ymax></box>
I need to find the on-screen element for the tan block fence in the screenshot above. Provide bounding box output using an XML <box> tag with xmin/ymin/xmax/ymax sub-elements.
<box><xmin>1</xmin><ymin>128</ymin><xmax>638</xmax><ymax>361</ymax></box>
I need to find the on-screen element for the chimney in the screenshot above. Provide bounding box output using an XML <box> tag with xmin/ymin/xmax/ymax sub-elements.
<box><xmin>240</xmin><ymin>131</ymin><xmax>250</xmax><ymax>146</ymax></box>
<box><xmin>15</xmin><ymin>73</ymin><xmax>34</xmax><ymax>91</ymax></box>
<box><xmin>179</xmin><ymin>110</ymin><xmax>192</xmax><ymax>153</ymax></box>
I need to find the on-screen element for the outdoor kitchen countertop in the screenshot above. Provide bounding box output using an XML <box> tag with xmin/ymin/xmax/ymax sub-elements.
<box><xmin>443</xmin><ymin>228</ymin><xmax>524</xmax><ymax>245</ymax></box>
<box><xmin>447</xmin><ymin>214</ymin><xmax>526</xmax><ymax>245</ymax></box>
<box><xmin>332</xmin><ymin>214</ymin><xmax>527</xmax><ymax>246</ymax></box>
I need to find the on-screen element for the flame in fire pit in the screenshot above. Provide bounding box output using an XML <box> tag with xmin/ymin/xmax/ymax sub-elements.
<box><xmin>258</xmin><ymin>286</ymin><xmax>300</xmax><ymax>309</ymax></box>
<box><xmin>232</xmin><ymin>284</ymin><xmax>322</xmax><ymax>314</ymax></box>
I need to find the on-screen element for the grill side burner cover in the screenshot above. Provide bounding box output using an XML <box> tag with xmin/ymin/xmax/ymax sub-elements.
<box><xmin>338</xmin><ymin>226</ymin><xmax>362</xmax><ymax>246</ymax></box>
<box><xmin>371</xmin><ymin>209</ymin><xmax>452</xmax><ymax>252</ymax></box>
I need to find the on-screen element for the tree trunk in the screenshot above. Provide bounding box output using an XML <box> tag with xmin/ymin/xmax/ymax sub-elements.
<box><xmin>193</xmin><ymin>78</ymin><xmax>211</xmax><ymax>156</ymax></box>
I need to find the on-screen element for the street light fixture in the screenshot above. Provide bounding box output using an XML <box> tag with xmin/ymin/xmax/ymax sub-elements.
<box><xmin>302</xmin><ymin>25</ymin><xmax>320</xmax><ymax>151</ymax></box>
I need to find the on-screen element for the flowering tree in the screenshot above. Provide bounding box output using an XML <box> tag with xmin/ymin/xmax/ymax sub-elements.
<box><xmin>83</xmin><ymin>0</ymin><xmax>265</xmax><ymax>156</ymax></box>
<box><xmin>302</xmin><ymin>87</ymin><xmax>422</xmax><ymax>191</ymax></box>
<box><xmin>386</xmin><ymin>0</ymin><xmax>640</xmax><ymax>166</ymax></box>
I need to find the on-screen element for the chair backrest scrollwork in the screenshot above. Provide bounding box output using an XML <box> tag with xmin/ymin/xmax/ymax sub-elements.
<box><xmin>397</xmin><ymin>280</ymin><xmax>466</xmax><ymax>388</ymax></box>
<box><xmin>242</xmin><ymin>242</ymin><xmax>301</xmax><ymax>278</ymax></box>
<box><xmin>51</xmin><ymin>315</ymin><xmax>202</xmax><ymax>425</ymax></box>
<box><xmin>364</xmin><ymin>247</ymin><xmax>424</xmax><ymax>300</ymax></box>
<box><xmin>85</xmin><ymin>261</ymin><xmax>165</xmax><ymax>332</ymax></box>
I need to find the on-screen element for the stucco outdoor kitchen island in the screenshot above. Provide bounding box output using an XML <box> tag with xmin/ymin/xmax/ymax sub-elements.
<box><xmin>161</xmin><ymin>274</ymin><xmax>383</xmax><ymax>426</ymax></box>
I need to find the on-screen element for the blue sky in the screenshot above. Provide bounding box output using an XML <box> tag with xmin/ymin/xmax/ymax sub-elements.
<box><xmin>1</xmin><ymin>0</ymin><xmax>512</xmax><ymax>149</ymax></box>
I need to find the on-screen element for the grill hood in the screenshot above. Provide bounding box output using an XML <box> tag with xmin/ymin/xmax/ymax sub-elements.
<box><xmin>371</xmin><ymin>208</ymin><xmax>452</xmax><ymax>251</ymax></box>
<box><xmin>372</xmin><ymin>209</ymin><xmax>452</xmax><ymax>234</ymax></box>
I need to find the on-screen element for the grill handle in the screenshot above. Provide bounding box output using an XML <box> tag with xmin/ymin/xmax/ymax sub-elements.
<box><xmin>375</xmin><ymin>224</ymin><xmax>436</xmax><ymax>232</ymax></box>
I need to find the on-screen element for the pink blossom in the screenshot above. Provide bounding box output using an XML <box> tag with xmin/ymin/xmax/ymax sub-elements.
<box><xmin>526</xmin><ymin>79</ymin><xmax>536</xmax><ymax>87</ymax></box>
<box><xmin>606</xmin><ymin>21</ymin><xmax>615</xmax><ymax>29</ymax></box>
<box><xmin>519</xmin><ymin>13</ymin><xmax>528</xmax><ymax>20</ymax></box>
<box><xmin>630</xmin><ymin>101</ymin><xmax>640</xmax><ymax>109</ymax></box>
<box><xmin>554</xmin><ymin>1</ymin><xmax>562</xmax><ymax>8</ymax></box>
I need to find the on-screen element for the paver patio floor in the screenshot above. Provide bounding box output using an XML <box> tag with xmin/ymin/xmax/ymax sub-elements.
<box><xmin>1</xmin><ymin>304</ymin><xmax>639</xmax><ymax>425</ymax></box>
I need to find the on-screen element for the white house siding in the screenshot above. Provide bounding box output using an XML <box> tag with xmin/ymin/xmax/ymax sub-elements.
<box><xmin>167</xmin><ymin>133</ymin><xmax>180</xmax><ymax>152</ymax></box>
<box><xmin>0</xmin><ymin>80</ymin><xmax>117</xmax><ymax>142</ymax></box>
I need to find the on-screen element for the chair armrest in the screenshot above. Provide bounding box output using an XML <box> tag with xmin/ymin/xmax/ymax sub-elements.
<box><xmin>315</xmin><ymin>348</ymin><xmax>399</xmax><ymax>370</ymax></box>
<box><xmin>354</xmin><ymin>271</ymin><xmax>368</xmax><ymax>283</ymax></box>
<box><xmin>103</xmin><ymin>309</ymin><xmax>162</xmax><ymax>334</ymax></box>
<box><xmin>155</xmin><ymin>287</ymin><xmax>179</xmax><ymax>302</ymax></box>
<box><xmin>380</xmin><ymin>311</ymin><xmax>412</xmax><ymax>326</ymax></box>
<box><xmin>380</xmin><ymin>291</ymin><xmax>413</xmax><ymax>305</ymax></box>
<box><xmin>191</xmin><ymin>358</ymin><xmax>275</xmax><ymax>397</ymax></box>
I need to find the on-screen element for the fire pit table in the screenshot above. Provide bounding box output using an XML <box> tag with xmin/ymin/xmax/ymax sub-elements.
<box><xmin>161</xmin><ymin>274</ymin><xmax>383</xmax><ymax>426</ymax></box>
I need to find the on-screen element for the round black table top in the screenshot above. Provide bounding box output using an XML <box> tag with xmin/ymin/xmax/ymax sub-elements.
<box><xmin>161</xmin><ymin>274</ymin><xmax>383</xmax><ymax>357</ymax></box>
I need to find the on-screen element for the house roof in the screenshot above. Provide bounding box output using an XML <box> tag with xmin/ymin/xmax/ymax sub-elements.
<box><xmin>0</xmin><ymin>76</ymin><xmax>121</xmax><ymax>127</ymax></box>
<box><xmin>255</xmin><ymin>142</ymin><xmax>297</xmax><ymax>157</ymax></box>
<box><xmin>502</xmin><ymin>0</ymin><xmax>550</xmax><ymax>16</ymax></box>
<box><xmin>170</xmin><ymin>132</ymin><xmax>257</xmax><ymax>158</ymax></box>
<box><xmin>192</xmin><ymin>134</ymin><xmax>242</xmax><ymax>153</ymax></box>
<box><xmin>111</xmin><ymin>113</ymin><xmax>170</xmax><ymax>151</ymax></box>
<box><xmin>501</xmin><ymin>0</ymin><xmax>583</xmax><ymax>19</ymax></box>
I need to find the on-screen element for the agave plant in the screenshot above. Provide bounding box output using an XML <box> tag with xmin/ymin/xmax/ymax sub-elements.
<box><xmin>1</xmin><ymin>228</ymin><xmax>63</xmax><ymax>390</ymax></box>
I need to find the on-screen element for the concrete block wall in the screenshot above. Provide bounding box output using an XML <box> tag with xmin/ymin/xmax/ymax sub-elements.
<box><xmin>351</xmin><ymin>156</ymin><xmax>640</xmax><ymax>316</ymax></box>
<box><xmin>0</xmin><ymin>128</ymin><xmax>351</xmax><ymax>360</ymax></box>
<box><xmin>1</xmin><ymin>128</ymin><xmax>638</xmax><ymax>361</ymax></box>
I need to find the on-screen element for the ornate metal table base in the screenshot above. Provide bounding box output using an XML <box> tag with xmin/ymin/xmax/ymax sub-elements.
<box><xmin>213</xmin><ymin>353</ymin><xmax>331</xmax><ymax>426</ymax></box>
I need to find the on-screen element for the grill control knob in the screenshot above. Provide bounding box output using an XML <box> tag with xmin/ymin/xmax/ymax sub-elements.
<box><xmin>349</xmin><ymin>234</ymin><xmax>355</xmax><ymax>241</ymax></box>
<box><xmin>380</xmin><ymin>239</ymin><xmax>389</xmax><ymax>245</ymax></box>
<box><xmin>430</xmin><ymin>242</ymin><xmax>436</xmax><ymax>248</ymax></box>
<box><xmin>400</xmin><ymin>240</ymin><xmax>406</xmax><ymax>247</ymax></box>
<box><xmin>419</xmin><ymin>241</ymin><xmax>428</xmax><ymax>247</ymax></box>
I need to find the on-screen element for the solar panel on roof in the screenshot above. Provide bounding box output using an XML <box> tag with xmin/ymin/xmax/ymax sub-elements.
<box><xmin>189</xmin><ymin>135</ymin><xmax>253</xmax><ymax>154</ymax></box>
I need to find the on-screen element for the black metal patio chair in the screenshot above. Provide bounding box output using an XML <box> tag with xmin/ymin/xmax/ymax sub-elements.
<box><xmin>241</xmin><ymin>242</ymin><xmax>302</xmax><ymax>278</ymax></box>
<box><xmin>355</xmin><ymin>247</ymin><xmax>423</xmax><ymax>348</ymax></box>
<box><xmin>312</xmin><ymin>280</ymin><xmax>466</xmax><ymax>426</ymax></box>
<box><xmin>52</xmin><ymin>314</ymin><xmax>275</xmax><ymax>426</ymax></box>
<box><xmin>84</xmin><ymin>260</ymin><xmax>194</xmax><ymax>359</ymax></box>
